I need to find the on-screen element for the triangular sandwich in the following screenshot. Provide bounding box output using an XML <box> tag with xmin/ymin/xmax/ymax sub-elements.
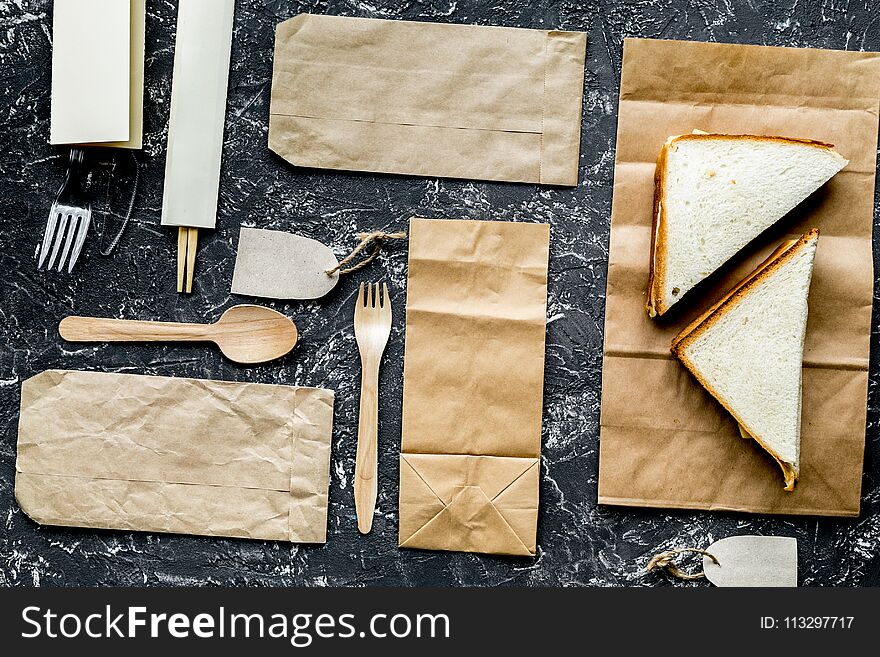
<box><xmin>671</xmin><ymin>229</ymin><xmax>819</xmax><ymax>491</ymax></box>
<box><xmin>647</xmin><ymin>133</ymin><xmax>844</xmax><ymax>317</ymax></box>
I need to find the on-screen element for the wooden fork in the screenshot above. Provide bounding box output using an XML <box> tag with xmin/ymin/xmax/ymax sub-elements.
<box><xmin>353</xmin><ymin>282</ymin><xmax>392</xmax><ymax>534</ymax></box>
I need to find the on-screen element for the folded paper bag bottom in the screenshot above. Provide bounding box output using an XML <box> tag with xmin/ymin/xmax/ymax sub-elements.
<box><xmin>398</xmin><ymin>454</ymin><xmax>539</xmax><ymax>557</ymax></box>
<box><xmin>15</xmin><ymin>370</ymin><xmax>334</xmax><ymax>543</ymax></box>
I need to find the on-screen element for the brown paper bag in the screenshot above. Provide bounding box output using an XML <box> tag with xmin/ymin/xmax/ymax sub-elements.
<box><xmin>269</xmin><ymin>14</ymin><xmax>586</xmax><ymax>186</ymax></box>
<box><xmin>15</xmin><ymin>370</ymin><xmax>335</xmax><ymax>542</ymax></box>
<box><xmin>598</xmin><ymin>38</ymin><xmax>880</xmax><ymax>517</ymax></box>
<box><xmin>398</xmin><ymin>218</ymin><xmax>549</xmax><ymax>556</ymax></box>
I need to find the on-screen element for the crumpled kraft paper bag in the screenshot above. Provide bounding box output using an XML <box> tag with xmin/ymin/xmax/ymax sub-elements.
<box><xmin>398</xmin><ymin>218</ymin><xmax>550</xmax><ymax>556</ymax></box>
<box><xmin>15</xmin><ymin>370</ymin><xmax>335</xmax><ymax>542</ymax></box>
<box><xmin>269</xmin><ymin>14</ymin><xmax>586</xmax><ymax>186</ymax></box>
<box><xmin>598</xmin><ymin>38</ymin><xmax>880</xmax><ymax>517</ymax></box>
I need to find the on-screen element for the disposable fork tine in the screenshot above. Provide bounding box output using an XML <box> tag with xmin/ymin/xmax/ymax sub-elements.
<box><xmin>68</xmin><ymin>213</ymin><xmax>91</xmax><ymax>273</ymax></box>
<box><xmin>47</xmin><ymin>213</ymin><xmax>70</xmax><ymax>270</ymax></box>
<box><xmin>38</xmin><ymin>211</ymin><xmax>59</xmax><ymax>268</ymax></box>
<box><xmin>56</xmin><ymin>214</ymin><xmax>78</xmax><ymax>271</ymax></box>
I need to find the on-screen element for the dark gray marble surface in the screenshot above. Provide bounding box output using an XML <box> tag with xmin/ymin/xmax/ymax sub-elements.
<box><xmin>2</xmin><ymin>0</ymin><xmax>879</xmax><ymax>587</ymax></box>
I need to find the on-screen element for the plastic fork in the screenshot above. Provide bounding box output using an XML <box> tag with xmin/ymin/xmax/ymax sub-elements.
<box><xmin>353</xmin><ymin>282</ymin><xmax>393</xmax><ymax>534</ymax></box>
<box><xmin>38</xmin><ymin>148</ymin><xmax>92</xmax><ymax>272</ymax></box>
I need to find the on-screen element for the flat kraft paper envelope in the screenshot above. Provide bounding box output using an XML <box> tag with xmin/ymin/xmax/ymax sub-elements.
<box><xmin>598</xmin><ymin>38</ymin><xmax>880</xmax><ymax>517</ymax></box>
<box><xmin>399</xmin><ymin>218</ymin><xmax>549</xmax><ymax>556</ymax></box>
<box><xmin>269</xmin><ymin>14</ymin><xmax>586</xmax><ymax>186</ymax></box>
<box><xmin>51</xmin><ymin>0</ymin><xmax>145</xmax><ymax>148</ymax></box>
<box><xmin>15</xmin><ymin>370</ymin><xmax>334</xmax><ymax>543</ymax></box>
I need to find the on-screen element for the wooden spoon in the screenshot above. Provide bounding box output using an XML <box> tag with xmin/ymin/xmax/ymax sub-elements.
<box><xmin>59</xmin><ymin>304</ymin><xmax>298</xmax><ymax>364</ymax></box>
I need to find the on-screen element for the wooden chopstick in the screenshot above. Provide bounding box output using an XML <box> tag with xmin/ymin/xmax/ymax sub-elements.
<box><xmin>176</xmin><ymin>227</ymin><xmax>187</xmax><ymax>292</ymax></box>
<box><xmin>185</xmin><ymin>227</ymin><xmax>198</xmax><ymax>293</ymax></box>
<box><xmin>176</xmin><ymin>226</ymin><xmax>199</xmax><ymax>294</ymax></box>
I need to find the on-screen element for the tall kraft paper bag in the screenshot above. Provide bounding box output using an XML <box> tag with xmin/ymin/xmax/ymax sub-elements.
<box><xmin>399</xmin><ymin>218</ymin><xmax>550</xmax><ymax>556</ymax></box>
<box><xmin>598</xmin><ymin>38</ymin><xmax>880</xmax><ymax>517</ymax></box>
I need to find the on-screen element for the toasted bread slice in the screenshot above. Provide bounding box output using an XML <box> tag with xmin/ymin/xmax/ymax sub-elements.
<box><xmin>647</xmin><ymin>134</ymin><xmax>844</xmax><ymax>317</ymax></box>
<box><xmin>671</xmin><ymin>229</ymin><xmax>819</xmax><ymax>491</ymax></box>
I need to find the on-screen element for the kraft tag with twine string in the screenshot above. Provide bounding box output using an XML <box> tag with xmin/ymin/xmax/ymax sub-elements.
<box><xmin>231</xmin><ymin>227</ymin><xmax>406</xmax><ymax>300</ymax></box>
<box><xmin>646</xmin><ymin>536</ymin><xmax>798</xmax><ymax>587</ymax></box>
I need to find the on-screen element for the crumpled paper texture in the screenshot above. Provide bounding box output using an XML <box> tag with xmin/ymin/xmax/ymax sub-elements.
<box><xmin>269</xmin><ymin>14</ymin><xmax>586</xmax><ymax>186</ymax></box>
<box><xmin>598</xmin><ymin>38</ymin><xmax>880</xmax><ymax>517</ymax></box>
<box><xmin>398</xmin><ymin>218</ymin><xmax>550</xmax><ymax>556</ymax></box>
<box><xmin>15</xmin><ymin>370</ymin><xmax>335</xmax><ymax>543</ymax></box>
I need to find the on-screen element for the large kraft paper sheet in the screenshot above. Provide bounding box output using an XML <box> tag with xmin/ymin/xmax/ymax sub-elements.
<box><xmin>269</xmin><ymin>14</ymin><xmax>586</xmax><ymax>186</ymax></box>
<box><xmin>399</xmin><ymin>218</ymin><xmax>549</xmax><ymax>556</ymax></box>
<box><xmin>599</xmin><ymin>39</ymin><xmax>880</xmax><ymax>516</ymax></box>
<box><xmin>598</xmin><ymin>38</ymin><xmax>880</xmax><ymax>517</ymax></box>
<box><xmin>16</xmin><ymin>370</ymin><xmax>334</xmax><ymax>542</ymax></box>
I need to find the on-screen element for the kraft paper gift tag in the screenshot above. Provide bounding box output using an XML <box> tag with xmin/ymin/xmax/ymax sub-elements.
<box><xmin>648</xmin><ymin>536</ymin><xmax>797</xmax><ymax>586</ymax></box>
<box><xmin>15</xmin><ymin>370</ymin><xmax>334</xmax><ymax>543</ymax></box>
<box><xmin>398</xmin><ymin>218</ymin><xmax>550</xmax><ymax>556</ymax></box>
<box><xmin>703</xmin><ymin>536</ymin><xmax>798</xmax><ymax>587</ymax></box>
<box><xmin>51</xmin><ymin>0</ymin><xmax>145</xmax><ymax>148</ymax></box>
<box><xmin>269</xmin><ymin>14</ymin><xmax>587</xmax><ymax>186</ymax></box>
<box><xmin>598</xmin><ymin>39</ymin><xmax>880</xmax><ymax>517</ymax></box>
<box><xmin>231</xmin><ymin>227</ymin><xmax>340</xmax><ymax>300</ymax></box>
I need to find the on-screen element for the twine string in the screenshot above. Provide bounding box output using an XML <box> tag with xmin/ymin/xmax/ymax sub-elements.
<box><xmin>325</xmin><ymin>230</ymin><xmax>407</xmax><ymax>276</ymax></box>
<box><xmin>646</xmin><ymin>548</ymin><xmax>720</xmax><ymax>581</ymax></box>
